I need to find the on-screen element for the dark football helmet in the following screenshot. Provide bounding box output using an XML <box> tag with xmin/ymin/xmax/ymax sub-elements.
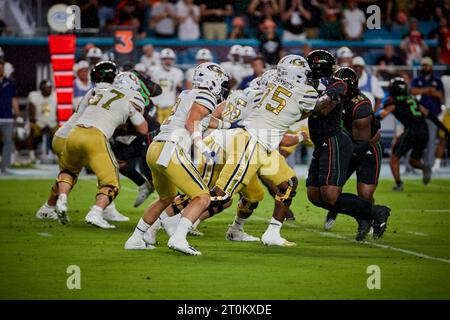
<box><xmin>90</xmin><ymin>61</ymin><xmax>118</xmax><ymax>84</ymax></box>
<box><xmin>389</xmin><ymin>77</ymin><xmax>408</xmax><ymax>96</ymax></box>
<box><xmin>306</xmin><ymin>50</ymin><xmax>336</xmax><ymax>79</ymax></box>
<box><xmin>334</xmin><ymin>67</ymin><xmax>359</xmax><ymax>96</ymax></box>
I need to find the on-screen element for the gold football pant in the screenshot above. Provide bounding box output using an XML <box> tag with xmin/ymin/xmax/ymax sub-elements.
<box><xmin>156</xmin><ymin>107</ymin><xmax>173</xmax><ymax>125</ymax></box>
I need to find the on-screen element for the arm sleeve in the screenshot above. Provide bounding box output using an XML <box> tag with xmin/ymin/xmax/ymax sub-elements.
<box><xmin>129</xmin><ymin>111</ymin><xmax>146</xmax><ymax>126</ymax></box>
<box><xmin>353</xmin><ymin>99</ymin><xmax>373</xmax><ymax>119</ymax></box>
<box><xmin>194</xmin><ymin>90</ymin><xmax>217</xmax><ymax>113</ymax></box>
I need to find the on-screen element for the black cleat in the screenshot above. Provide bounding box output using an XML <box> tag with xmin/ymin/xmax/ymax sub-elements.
<box><xmin>285</xmin><ymin>209</ymin><xmax>296</xmax><ymax>221</ymax></box>
<box><xmin>371</xmin><ymin>205</ymin><xmax>391</xmax><ymax>239</ymax></box>
<box><xmin>355</xmin><ymin>218</ymin><xmax>372</xmax><ymax>242</ymax></box>
<box><xmin>324</xmin><ymin>211</ymin><xmax>338</xmax><ymax>230</ymax></box>
<box><xmin>422</xmin><ymin>165</ymin><xmax>432</xmax><ymax>185</ymax></box>
<box><xmin>392</xmin><ymin>182</ymin><xmax>403</xmax><ymax>191</ymax></box>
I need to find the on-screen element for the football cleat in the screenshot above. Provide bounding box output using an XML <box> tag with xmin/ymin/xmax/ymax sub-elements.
<box><xmin>324</xmin><ymin>211</ymin><xmax>338</xmax><ymax>230</ymax></box>
<box><xmin>188</xmin><ymin>227</ymin><xmax>204</xmax><ymax>237</ymax></box>
<box><xmin>168</xmin><ymin>237</ymin><xmax>201</xmax><ymax>256</ymax></box>
<box><xmin>161</xmin><ymin>214</ymin><xmax>181</xmax><ymax>236</ymax></box>
<box><xmin>371</xmin><ymin>205</ymin><xmax>391</xmax><ymax>240</ymax></box>
<box><xmin>355</xmin><ymin>218</ymin><xmax>372</xmax><ymax>242</ymax></box>
<box><xmin>56</xmin><ymin>194</ymin><xmax>69</xmax><ymax>225</ymax></box>
<box><xmin>285</xmin><ymin>209</ymin><xmax>296</xmax><ymax>221</ymax></box>
<box><xmin>226</xmin><ymin>226</ymin><xmax>260</xmax><ymax>242</ymax></box>
<box><xmin>36</xmin><ymin>203</ymin><xmax>59</xmax><ymax>220</ymax></box>
<box><xmin>143</xmin><ymin>219</ymin><xmax>162</xmax><ymax>245</ymax></box>
<box><xmin>392</xmin><ymin>182</ymin><xmax>403</xmax><ymax>191</ymax></box>
<box><xmin>124</xmin><ymin>237</ymin><xmax>156</xmax><ymax>250</ymax></box>
<box><xmin>86</xmin><ymin>210</ymin><xmax>116</xmax><ymax>229</ymax></box>
<box><xmin>261</xmin><ymin>232</ymin><xmax>296</xmax><ymax>247</ymax></box>
<box><xmin>422</xmin><ymin>165</ymin><xmax>432</xmax><ymax>185</ymax></box>
<box><xmin>103</xmin><ymin>204</ymin><xmax>129</xmax><ymax>222</ymax></box>
<box><xmin>134</xmin><ymin>181</ymin><xmax>154</xmax><ymax>208</ymax></box>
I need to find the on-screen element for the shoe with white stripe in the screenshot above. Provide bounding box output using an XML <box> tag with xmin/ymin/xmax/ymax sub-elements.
<box><xmin>188</xmin><ymin>227</ymin><xmax>204</xmax><ymax>237</ymax></box>
<box><xmin>86</xmin><ymin>210</ymin><xmax>116</xmax><ymax>229</ymax></box>
<box><xmin>143</xmin><ymin>218</ymin><xmax>162</xmax><ymax>245</ymax></box>
<box><xmin>103</xmin><ymin>202</ymin><xmax>129</xmax><ymax>222</ymax></box>
<box><xmin>324</xmin><ymin>211</ymin><xmax>337</xmax><ymax>230</ymax></box>
<box><xmin>226</xmin><ymin>226</ymin><xmax>260</xmax><ymax>242</ymax></box>
<box><xmin>168</xmin><ymin>237</ymin><xmax>201</xmax><ymax>256</ymax></box>
<box><xmin>56</xmin><ymin>194</ymin><xmax>69</xmax><ymax>225</ymax></box>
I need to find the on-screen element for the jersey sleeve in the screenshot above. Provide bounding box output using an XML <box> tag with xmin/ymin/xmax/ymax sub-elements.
<box><xmin>194</xmin><ymin>89</ymin><xmax>217</xmax><ymax>113</ymax></box>
<box><xmin>383</xmin><ymin>96</ymin><xmax>395</xmax><ymax>108</ymax></box>
<box><xmin>352</xmin><ymin>98</ymin><xmax>373</xmax><ymax>119</ymax></box>
<box><xmin>298</xmin><ymin>86</ymin><xmax>318</xmax><ymax>112</ymax></box>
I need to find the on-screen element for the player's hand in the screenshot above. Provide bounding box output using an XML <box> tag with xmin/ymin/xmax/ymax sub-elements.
<box><xmin>230</xmin><ymin>121</ymin><xmax>244</xmax><ymax>129</ymax></box>
<box><xmin>368</xmin><ymin>130</ymin><xmax>381</xmax><ymax>146</ymax></box>
<box><xmin>298</xmin><ymin>130</ymin><xmax>309</xmax><ymax>143</ymax></box>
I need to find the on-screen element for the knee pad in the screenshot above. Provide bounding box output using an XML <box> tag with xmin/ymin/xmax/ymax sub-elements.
<box><xmin>237</xmin><ymin>197</ymin><xmax>259</xmax><ymax>215</ymax></box>
<box><xmin>96</xmin><ymin>185</ymin><xmax>119</xmax><ymax>203</ymax></box>
<box><xmin>275</xmin><ymin>176</ymin><xmax>298</xmax><ymax>206</ymax></box>
<box><xmin>56</xmin><ymin>170</ymin><xmax>78</xmax><ymax>188</ymax></box>
<box><xmin>208</xmin><ymin>189</ymin><xmax>232</xmax><ymax>217</ymax></box>
<box><xmin>171</xmin><ymin>193</ymin><xmax>191</xmax><ymax>214</ymax></box>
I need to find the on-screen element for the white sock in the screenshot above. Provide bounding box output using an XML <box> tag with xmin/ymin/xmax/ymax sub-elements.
<box><xmin>106</xmin><ymin>201</ymin><xmax>115</xmax><ymax>210</ymax></box>
<box><xmin>159</xmin><ymin>210</ymin><xmax>169</xmax><ymax>220</ymax></box>
<box><xmin>266</xmin><ymin>217</ymin><xmax>282</xmax><ymax>236</ymax></box>
<box><xmin>132</xmin><ymin>218</ymin><xmax>151</xmax><ymax>239</ymax></box>
<box><xmin>91</xmin><ymin>205</ymin><xmax>103</xmax><ymax>214</ymax></box>
<box><xmin>58</xmin><ymin>194</ymin><xmax>67</xmax><ymax>202</ymax></box>
<box><xmin>434</xmin><ymin>158</ymin><xmax>441</xmax><ymax>168</ymax></box>
<box><xmin>171</xmin><ymin>216</ymin><xmax>192</xmax><ymax>240</ymax></box>
<box><xmin>231</xmin><ymin>216</ymin><xmax>247</xmax><ymax>230</ymax></box>
<box><xmin>45</xmin><ymin>202</ymin><xmax>55</xmax><ymax>209</ymax></box>
<box><xmin>192</xmin><ymin>219</ymin><xmax>201</xmax><ymax>229</ymax></box>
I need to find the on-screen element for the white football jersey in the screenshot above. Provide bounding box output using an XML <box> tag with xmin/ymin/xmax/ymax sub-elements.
<box><xmin>76</xmin><ymin>83</ymin><xmax>145</xmax><ymax>139</ymax></box>
<box><xmin>154</xmin><ymin>89</ymin><xmax>218</xmax><ymax>152</ymax></box>
<box><xmin>184</xmin><ymin>67</ymin><xmax>196</xmax><ymax>85</ymax></box>
<box><xmin>243</xmin><ymin>76</ymin><xmax>318</xmax><ymax>151</ymax></box>
<box><xmin>149</xmin><ymin>66</ymin><xmax>184</xmax><ymax>109</ymax></box>
<box><xmin>55</xmin><ymin>88</ymin><xmax>94</xmax><ymax>139</ymax></box>
<box><xmin>221</xmin><ymin>61</ymin><xmax>241</xmax><ymax>89</ymax></box>
<box><xmin>28</xmin><ymin>91</ymin><xmax>58</xmax><ymax>129</ymax></box>
<box><xmin>234</xmin><ymin>64</ymin><xmax>253</xmax><ymax>88</ymax></box>
<box><xmin>209</xmin><ymin>88</ymin><xmax>263</xmax><ymax>149</ymax></box>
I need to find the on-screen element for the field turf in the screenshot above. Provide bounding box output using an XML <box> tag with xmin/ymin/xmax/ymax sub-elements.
<box><xmin>0</xmin><ymin>178</ymin><xmax>449</xmax><ymax>299</ymax></box>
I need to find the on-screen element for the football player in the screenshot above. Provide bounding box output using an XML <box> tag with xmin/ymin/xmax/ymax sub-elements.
<box><xmin>305</xmin><ymin>50</ymin><xmax>391</xmax><ymax>240</ymax></box>
<box><xmin>323</xmin><ymin>67</ymin><xmax>385</xmax><ymax>240</ymax></box>
<box><xmin>124</xmin><ymin>62</ymin><xmax>231</xmax><ymax>255</ymax></box>
<box><xmin>377</xmin><ymin>77</ymin><xmax>450</xmax><ymax>191</ymax></box>
<box><xmin>206</xmin><ymin>55</ymin><xmax>317</xmax><ymax>247</ymax></box>
<box><xmin>35</xmin><ymin>61</ymin><xmax>128</xmax><ymax>223</ymax></box>
<box><xmin>53</xmin><ymin>71</ymin><xmax>148</xmax><ymax>228</ymax></box>
<box><xmin>221</xmin><ymin>45</ymin><xmax>243</xmax><ymax>89</ymax></box>
<box><xmin>149</xmin><ymin>48</ymin><xmax>184</xmax><ymax>124</ymax></box>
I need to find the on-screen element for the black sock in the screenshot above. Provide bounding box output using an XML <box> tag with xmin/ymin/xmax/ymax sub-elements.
<box><xmin>395</xmin><ymin>180</ymin><xmax>403</xmax><ymax>186</ymax></box>
<box><xmin>120</xmin><ymin>162</ymin><xmax>146</xmax><ymax>187</ymax></box>
<box><xmin>332</xmin><ymin>193</ymin><xmax>373</xmax><ymax>220</ymax></box>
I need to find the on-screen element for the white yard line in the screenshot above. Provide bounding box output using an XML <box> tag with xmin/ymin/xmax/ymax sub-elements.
<box><xmin>399</xmin><ymin>209</ymin><xmax>450</xmax><ymax>213</ymax></box>
<box><xmin>407</xmin><ymin>231</ymin><xmax>429</xmax><ymax>237</ymax></box>
<box><xmin>251</xmin><ymin>217</ymin><xmax>450</xmax><ymax>265</ymax></box>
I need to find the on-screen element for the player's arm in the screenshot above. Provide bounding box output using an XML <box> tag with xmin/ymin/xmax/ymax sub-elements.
<box><xmin>419</xmin><ymin>104</ymin><xmax>450</xmax><ymax>136</ymax></box>
<box><xmin>375</xmin><ymin>103</ymin><xmax>395</xmax><ymax>120</ymax></box>
<box><xmin>280</xmin><ymin>131</ymin><xmax>309</xmax><ymax>147</ymax></box>
<box><xmin>129</xmin><ymin>103</ymin><xmax>148</xmax><ymax>135</ymax></box>
<box><xmin>352</xmin><ymin>116</ymin><xmax>380</xmax><ymax>156</ymax></box>
<box><xmin>186</xmin><ymin>103</ymin><xmax>217</xmax><ymax>158</ymax></box>
<box><xmin>313</xmin><ymin>80</ymin><xmax>347</xmax><ymax>116</ymax></box>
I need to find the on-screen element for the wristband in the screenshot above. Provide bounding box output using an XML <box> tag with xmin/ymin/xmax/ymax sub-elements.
<box><xmin>217</xmin><ymin>119</ymin><xmax>231</xmax><ymax>129</ymax></box>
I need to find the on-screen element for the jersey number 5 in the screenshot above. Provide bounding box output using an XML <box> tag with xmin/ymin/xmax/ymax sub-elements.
<box><xmin>259</xmin><ymin>84</ymin><xmax>293</xmax><ymax>115</ymax></box>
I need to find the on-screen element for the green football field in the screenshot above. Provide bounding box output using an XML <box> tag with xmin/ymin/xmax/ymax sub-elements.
<box><xmin>0</xmin><ymin>178</ymin><xmax>449</xmax><ymax>300</ymax></box>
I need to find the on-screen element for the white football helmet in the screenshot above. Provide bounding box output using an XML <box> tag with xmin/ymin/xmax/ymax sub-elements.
<box><xmin>113</xmin><ymin>71</ymin><xmax>141</xmax><ymax>92</ymax></box>
<box><xmin>228</xmin><ymin>44</ymin><xmax>243</xmax><ymax>62</ymax></box>
<box><xmin>336</xmin><ymin>46</ymin><xmax>353</xmax><ymax>59</ymax></box>
<box><xmin>242</xmin><ymin>46</ymin><xmax>256</xmax><ymax>58</ymax></box>
<box><xmin>277</xmin><ymin>55</ymin><xmax>310</xmax><ymax>85</ymax></box>
<box><xmin>196</xmin><ymin>48</ymin><xmax>213</xmax><ymax>62</ymax></box>
<box><xmin>192</xmin><ymin>62</ymin><xmax>230</xmax><ymax>102</ymax></box>
<box><xmin>260</xmin><ymin>69</ymin><xmax>277</xmax><ymax>87</ymax></box>
<box><xmin>87</xmin><ymin>47</ymin><xmax>103</xmax><ymax>59</ymax></box>
<box><xmin>249</xmin><ymin>77</ymin><xmax>262</xmax><ymax>89</ymax></box>
<box><xmin>134</xmin><ymin>62</ymin><xmax>147</xmax><ymax>74</ymax></box>
<box><xmin>160</xmin><ymin>48</ymin><xmax>176</xmax><ymax>60</ymax></box>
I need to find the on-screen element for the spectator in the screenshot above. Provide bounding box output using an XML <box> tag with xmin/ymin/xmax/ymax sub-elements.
<box><xmin>73</xmin><ymin>61</ymin><xmax>93</xmax><ymax>110</ymax></box>
<box><xmin>437</xmin><ymin>18</ymin><xmax>450</xmax><ymax>64</ymax></box>
<box><xmin>235</xmin><ymin>46</ymin><xmax>256</xmax><ymax>87</ymax></box>
<box><xmin>99</xmin><ymin>18</ymin><xmax>116</xmax><ymax>36</ymax></box>
<box><xmin>435</xmin><ymin>0</ymin><xmax>450</xmax><ymax>21</ymax></box>
<box><xmin>28</xmin><ymin>80</ymin><xmax>57</xmax><ymax>161</ymax></box>
<box><xmin>409</xmin><ymin>0</ymin><xmax>434</xmax><ymax>21</ymax></box>
<box><xmin>259</xmin><ymin>19</ymin><xmax>283</xmax><ymax>66</ymax></box>
<box><xmin>176</xmin><ymin>0</ymin><xmax>201</xmax><ymax>40</ymax></box>
<box><xmin>410</xmin><ymin>57</ymin><xmax>445</xmax><ymax>168</ymax></box>
<box><xmin>0</xmin><ymin>19</ymin><xmax>11</xmax><ymax>36</ymax></box>
<box><xmin>140</xmin><ymin>44</ymin><xmax>161</xmax><ymax>73</ymax></box>
<box><xmin>318</xmin><ymin>0</ymin><xmax>342</xmax><ymax>40</ymax></box>
<box><xmin>0</xmin><ymin>47</ymin><xmax>14</xmax><ymax>79</ymax></box>
<box><xmin>301</xmin><ymin>42</ymin><xmax>313</xmax><ymax>56</ymax></box>
<box><xmin>150</xmin><ymin>0</ymin><xmax>177</xmax><ymax>38</ymax></box>
<box><xmin>303</xmin><ymin>0</ymin><xmax>322</xmax><ymax>38</ymax></box>
<box><xmin>248</xmin><ymin>0</ymin><xmax>279</xmax><ymax>32</ymax></box>
<box><xmin>280</xmin><ymin>0</ymin><xmax>312</xmax><ymax>41</ymax></box>
<box><xmin>228</xmin><ymin>16</ymin><xmax>249</xmax><ymax>39</ymax></box>
<box><xmin>433</xmin><ymin>66</ymin><xmax>450</xmax><ymax>171</ymax></box>
<box><xmin>199</xmin><ymin>1</ymin><xmax>233</xmax><ymax>40</ymax></box>
<box><xmin>185</xmin><ymin>48</ymin><xmax>213</xmax><ymax>89</ymax></box>
<box><xmin>221</xmin><ymin>45</ymin><xmax>244</xmax><ymax>89</ymax></box>
<box><xmin>336</xmin><ymin>46</ymin><xmax>353</xmax><ymax>67</ymax></box>
<box><xmin>375</xmin><ymin>44</ymin><xmax>403</xmax><ymax>80</ymax></box>
<box><xmin>400</xmin><ymin>18</ymin><xmax>429</xmax><ymax>65</ymax></box>
<box><xmin>0</xmin><ymin>60</ymin><xmax>19</xmax><ymax>173</ymax></box>
<box><xmin>341</xmin><ymin>0</ymin><xmax>365</xmax><ymax>40</ymax></box>
<box><xmin>352</xmin><ymin>56</ymin><xmax>384</xmax><ymax>111</ymax></box>
<box><xmin>238</xmin><ymin>55</ymin><xmax>266</xmax><ymax>90</ymax></box>
<box><xmin>78</xmin><ymin>0</ymin><xmax>100</xmax><ymax>29</ymax></box>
